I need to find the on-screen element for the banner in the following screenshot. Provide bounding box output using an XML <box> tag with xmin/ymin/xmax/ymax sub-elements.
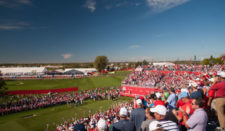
<box><xmin>120</xmin><ymin>85</ymin><xmax>161</xmax><ymax>97</ymax></box>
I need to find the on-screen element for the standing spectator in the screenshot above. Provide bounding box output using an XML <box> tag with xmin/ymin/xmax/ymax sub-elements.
<box><xmin>189</xmin><ymin>84</ymin><xmax>202</xmax><ymax>99</ymax></box>
<box><xmin>130</xmin><ymin>99</ymin><xmax>146</xmax><ymax>131</ymax></box>
<box><xmin>73</xmin><ymin>120</ymin><xmax>86</xmax><ymax>131</ymax></box>
<box><xmin>166</xmin><ymin>89</ymin><xmax>177</xmax><ymax>109</ymax></box>
<box><xmin>150</xmin><ymin>105</ymin><xmax>179</xmax><ymax>131</ymax></box>
<box><xmin>123</xmin><ymin>87</ymin><xmax>126</xmax><ymax>94</ymax></box>
<box><xmin>181</xmin><ymin>98</ymin><xmax>208</xmax><ymax>131</ymax></box>
<box><xmin>111</xmin><ymin>107</ymin><xmax>135</xmax><ymax>131</ymax></box>
<box><xmin>141</xmin><ymin>108</ymin><xmax>155</xmax><ymax>131</ymax></box>
<box><xmin>149</xmin><ymin>121</ymin><xmax>164</xmax><ymax>131</ymax></box>
<box><xmin>210</xmin><ymin>72</ymin><xmax>225</xmax><ymax>130</ymax></box>
<box><xmin>173</xmin><ymin>92</ymin><xmax>194</xmax><ymax>131</ymax></box>
<box><xmin>97</xmin><ymin>119</ymin><xmax>107</xmax><ymax>131</ymax></box>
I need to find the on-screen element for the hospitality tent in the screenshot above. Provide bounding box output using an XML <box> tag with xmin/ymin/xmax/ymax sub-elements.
<box><xmin>64</xmin><ymin>68</ymin><xmax>97</xmax><ymax>75</ymax></box>
<box><xmin>0</xmin><ymin>67</ymin><xmax>47</xmax><ymax>76</ymax></box>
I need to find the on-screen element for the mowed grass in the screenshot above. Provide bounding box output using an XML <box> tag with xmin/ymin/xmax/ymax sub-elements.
<box><xmin>5</xmin><ymin>71</ymin><xmax>130</xmax><ymax>91</ymax></box>
<box><xmin>0</xmin><ymin>97</ymin><xmax>132</xmax><ymax>131</ymax></box>
<box><xmin>0</xmin><ymin>71</ymin><xmax>131</xmax><ymax>131</ymax></box>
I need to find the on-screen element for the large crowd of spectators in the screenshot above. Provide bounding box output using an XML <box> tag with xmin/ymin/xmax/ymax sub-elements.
<box><xmin>0</xmin><ymin>87</ymin><xmax>120</xmax><ymax>116</ymax></box>
<box><xmin>55</xmin><ymin>64</ymin><xmax>225</xmax><ymax>131</ymax></box>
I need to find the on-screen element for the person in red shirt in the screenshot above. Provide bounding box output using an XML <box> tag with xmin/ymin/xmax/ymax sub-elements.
<box><xmin>210</xmin><ymin>71</ymin><xmax>225</xmax><ymax>130</ymax></box>
<box><xmin>173</xmin><ymin>92</ymin><xmax>194</xmax><ymax>131</ymax></box>
<box><xmin>154</xmin><ymin>92</ymin><xmax>165</xmax><ymax>107</ymax></box>
<box><xmin>176</xmin><ymin>99</ymin><xmax>185</xmax><ymax>109</ymax></box>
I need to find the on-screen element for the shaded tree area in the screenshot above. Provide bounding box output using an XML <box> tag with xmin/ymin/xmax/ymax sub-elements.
<box><xmin>94</xmin><ymin>56</ymin><xmax>109</xmax><ymax>72</ymax></box>
<box><xmin>202</xmin><ymin>54</ymin><xmax>225</xmax><ymax>65</ymax></box>
<box><xmin>135</xmin><ymin>60</ymin><xmax>149</xmax><ymax>67</ymax></box>
<box><xmin>0</xmin><ymin>78</ymin><xmax>7</xmax><ymax>96</ymax></box>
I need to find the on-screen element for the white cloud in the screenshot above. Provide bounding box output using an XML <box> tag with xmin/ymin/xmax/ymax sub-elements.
<box><xmin>0</xmin><ymin>21</ymin><xmax>30</xmax><ymax>30</ymax></box>
<box><xmin>84</xmin><ymin>0</ymin><xmax>96</xmax><ymax>12</ymax></box>
<box><xmin>0</xmin><ymin>25</ymin><xmax>23</xmax><ymax>30</ymax></box>
<box><xmin>62</xmin><ymin>54</ymin><xmax>72</xmax><ymax>59</ymax></box>
<box><xmin>146</xmin><ymin>0</ymin><xmax>189</xmax><ymax>13</ymax></box>
<box><xmin>18</xmin><ymin>0</ymin><xmax>32</xmax><ymax>4</ymax></box>
<box><xmin>129</xmin><ymin>45</ymin><xmax>141</xmax><ymax>49</ymax></box>
<box><xmin>0</xmin><ymin>0</ymin><xmax>32</xmax><ymax>8</ymax></box>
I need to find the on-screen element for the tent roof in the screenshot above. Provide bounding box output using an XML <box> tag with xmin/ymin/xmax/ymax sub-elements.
<box><xmin>0</xmin><ymin>67</ymin><xmax>47</xmax><ymax>74</ymax></box>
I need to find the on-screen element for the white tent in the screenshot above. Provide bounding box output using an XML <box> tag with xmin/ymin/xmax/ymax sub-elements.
<box><xmin>0</xmin><ymin>67</ymin><xmax>47</xmax><ymax>76</ymax></box>
<box><xmin>135</xmin><ymin>66</ymin><xmax>143</xmax><ymax>72</ymax></box>
<box><xmin>153</xmin><ymin>62</ymin><xmax>175</xmax><ymax>66</ymax></box>
<box><xmin>64</xmin><ymin>68</ymin><xmax>97</xmax><ymax>75</ymax></box>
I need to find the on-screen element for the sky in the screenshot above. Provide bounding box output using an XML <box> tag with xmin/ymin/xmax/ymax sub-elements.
<box><xmin>0</xmin><ymin>0</ymin><xmax>225</xmax><ymax>63</ymax></box>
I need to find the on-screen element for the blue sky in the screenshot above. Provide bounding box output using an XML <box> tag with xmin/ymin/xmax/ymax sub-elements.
<box><xmin>0</xmin><ymin>0</ymin><xmax>225</xmax><ymax>63</ymax></box>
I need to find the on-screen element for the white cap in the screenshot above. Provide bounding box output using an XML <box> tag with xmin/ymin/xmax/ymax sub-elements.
<box><xmin>119</xmin><ymin>107</ymin><xmax>128</xmax><ymax>117</ymax></box>
<box><xmin>208</xmin><ymin>78</ymin><xmax>215</xmax><ymax>82</ymax></box>
<box><xmin>217</xmin><ymin>71</ymin><xmax>222</xmax><ymax>76</ymax></box>
<box><xmin>209</xmin><ymin>72</ymin><xmax>213</xmax><ymax>75</ymax></box>
<box><xmin>97</xmin><ymin>119</ymin><xmax>107</xmax><ymax>131</ymax></box>
<box><xmin>196</xmin><ymin>78</ymin><xmax>200</xmax><ymax>81</ymax></box>
<box><xmin>68</xmin><ymin>126</ymin><xmax>74</xmax><ymax>131</ymax></box>
<box><xmin>136</xmin><ymin>99</ymin><xmax>142</xmax><ymax>105</ymax></box>
<box><xmin>150</xmin><ymin>105</ymin><xmax>167</xmax><ymax>116</ymax></box>
<box><xmin>219</xmin><ymin>71</ymin><xmax>225</xmax><ymax>78</ymax></box>
<box><xmin>191</xmin><ymin>82</ymin><xmax>198</xmax><ymax>87</ymax></box>
<box><xmin>149</xmin><ymin>121</ymin><xmax>161</xmax><ymax>131</ymax></box>
<box><xmin>155</xmin><ymin>92</ymin><xmax>161</xmax><ymax>98</ymax></box>
<box><xmin>181</xmin><ymin>88</ymin><xmax>189</xmax><ymax>93</ymax></box>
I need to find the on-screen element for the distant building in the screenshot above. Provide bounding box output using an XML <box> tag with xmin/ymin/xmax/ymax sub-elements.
<box><xmin>153</xmin><ymin>62</ymin><xmax>175</xmax><ymax>66</ymax></box>
<box><xmin>0</xmin><ymin>67</ymin><xmax>47</xmax><ymax>76</ymax></box>
<box><xmin>64</xmin><ymin>68</ymin><xmax>97</xmax><ymax>75</ymax></box>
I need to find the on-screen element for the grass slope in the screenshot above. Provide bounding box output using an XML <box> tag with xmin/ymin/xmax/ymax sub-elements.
<box><xmin>0</xmin><ymin>97</ymin><xmax>132</xmax><ymax>131</ymax></box>
<box><xmin>6</xmin><ymin>71</ymin><xmax>130</xmax><ymax>91</ymax></box>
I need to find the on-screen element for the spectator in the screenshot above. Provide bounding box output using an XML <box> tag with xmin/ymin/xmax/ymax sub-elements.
<box><xmin>181</xmin><ymin>98</ymin><xmax>208</xmax><ymax>131</ymax></box>
<box><xmin>130</xmin><ymin>99</ymin><xmax>146</xmax><ymax>131</ymax></box>
<box><xmin>150</xmin><ymin>105</ymin><xmax>179</xmax><ymax>131</ymax></box>
<box><xmin>97</xmin><ymin>119</ymin><xmax>107</xmax><ymax>131</ymax></box>
<box><xmin>210</xmin><ymin>71</ymin><xmax>225</xmax><ymax>130</ymax></box>
<box><xmin>189</xmin><ymin>84</ymin><xmax>202</xmax><ymax>99</ymax></box>
<box><xmin>149</xmin><ymin>121</ymin><xmax>164</xmax><ymax>131</ymax></box>
<box><xmin>173</xmin><ymin>92</ymin><xmax>194</xmax><ymax>131</ymax></box>
<box><xmin>165</xmin><ymin>89</ymin><xmax>177</xmax><ymax>109</ymax></box>
<box><xmin>111</xmin><ymin>107</ymin><xmax>135</xmax><ymax>131</ymax></box>
<box><xmin>73</xmin><ymin>120</ymin><xmax>86</xmax><ymax>131</ymax></box>
<box><xmin>141</xmin><ymin>108</ymin><xmax>155</xmax><ymax>131</ymax></box>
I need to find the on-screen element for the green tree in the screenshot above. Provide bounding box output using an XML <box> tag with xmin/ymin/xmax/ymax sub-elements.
<box><xmin>94</xmin><ymin>56</ymin><xmax>109</xmax><ymax>72</ymax></box>
<box><xmin>202</xmin><ymin>58</ymin><xmax>210</xmax><ymax>65</ymax></box>
<box><xmin>135</xmin><ymin>61</ymin><xmax>142</xmax><ymax>68</ymax></box>
<box><xmin>0</xmin><ymin>78</ymin><xmax>7</xmax><ymax>95</ymax></box>
<box><xmin>142</xmin><ymin>60</ymin><xmax>148</xmax><ymax>65</ymax></box>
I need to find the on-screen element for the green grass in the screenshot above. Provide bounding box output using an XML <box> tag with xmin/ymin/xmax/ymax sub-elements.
<box><xmin>0</xmin><ymin>97</ymin><xmax>132</xmax><ymax>131</ymax></box>
<box><xmin>0</xmin><ymin>71</ymin><xmax>131</xmax><ymax>131</ymax></box>
<box><xmin>5</xmin><ymin>71</ymin><xmax>130</xmax><ymax>91</ymax></box>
